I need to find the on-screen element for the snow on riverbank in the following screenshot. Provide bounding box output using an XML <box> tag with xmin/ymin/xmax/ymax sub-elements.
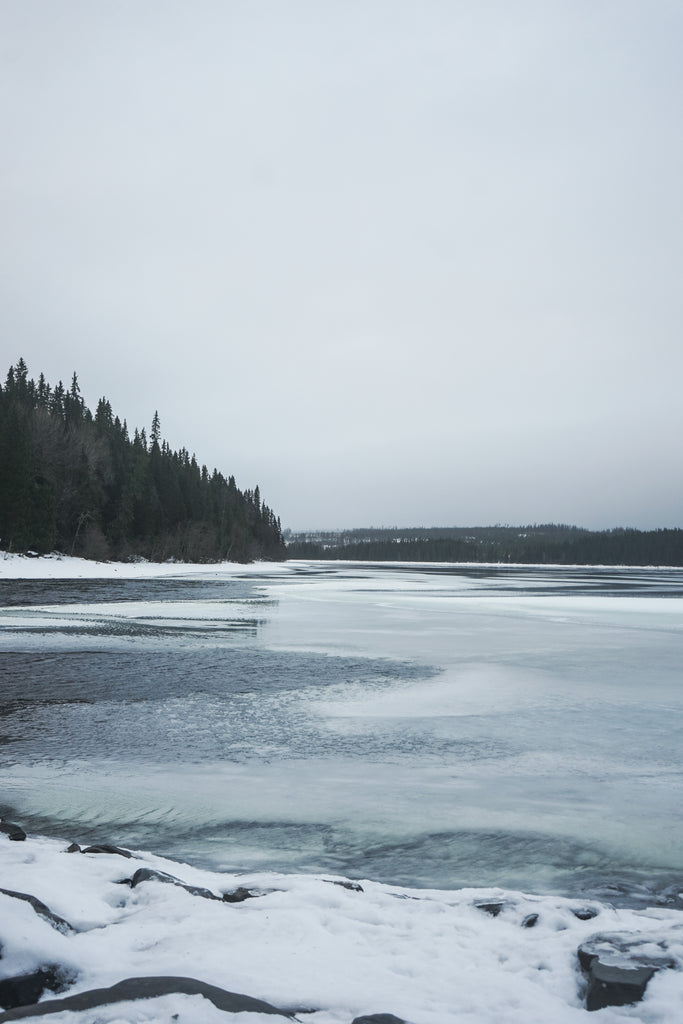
<box><xmin>1</xmin><ymin>552</ymin><xmax>679</xmax><ymax>583</ymax></box>
<box><xmin>1</xmin><ymin>830</ymin><xmax>683</xmax><ymax>1023</ymax></box>
<box><xmin>0</xmin><ymin>553</ymin><xmax>285</xmax><ymax>580</ymax></box>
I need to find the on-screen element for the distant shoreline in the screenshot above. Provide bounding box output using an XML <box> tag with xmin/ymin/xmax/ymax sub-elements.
<box><xmin>285</xmin><ymin>524</ymin><xmax>683</xmax><ymax>567</ymax></box>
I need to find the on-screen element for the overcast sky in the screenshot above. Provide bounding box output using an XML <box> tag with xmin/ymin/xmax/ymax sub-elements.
<box><xmin>2</xmin><ymin>1</ymin><xmax>681</xmax><ymax>531</ymax></box>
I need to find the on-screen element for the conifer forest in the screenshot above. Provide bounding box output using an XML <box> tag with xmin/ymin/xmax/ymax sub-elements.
<box><xmin>286</xmin><ymin>523</ymin><xmax>683</xmax><ymax>566</ymax></box>
<box><xmin>0</xmin><ymin>359</ymin><xmax>285</xmax><ymax>562</ymax></box>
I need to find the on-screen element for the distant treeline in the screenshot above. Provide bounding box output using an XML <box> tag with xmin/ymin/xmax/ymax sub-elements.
<box><xmin>0</xmin><ymin>359</ymin><xmax>285</xmax><ymax>562</ymax></box>
<box><xmin>286</xmin><ymin>524</ymin><xmax>683</xmax><ymax>566</ymax></box>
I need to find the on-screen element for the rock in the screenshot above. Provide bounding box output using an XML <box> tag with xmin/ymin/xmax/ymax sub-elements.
<box><xmin>0</xmin><ymin>889</ymin><xmax>74</xmax><ymax>934</ymax></box>
<box><xmin>0</xmin><ymin>823</ymin><xmax>26</xmax><ymax>843</ymax></box>
<box><xmin>222</xmin><ymin>886</ymin><xmax>259</xmax><ymax>903</ymax></box>
<box><xmin>352</xmin><ymin>1015</ymin><xmax>406</xmax><ymax>1024</ymax></box>
<box><xmin>572</xmin><ymin>907</ymin><xmax>599</xmax><ymax>921</ymax></box>
<box><xmin>582</xmin><ymin>960</ymin><xmax>656</xmax><ymax>1012</ymax></box>
<box><xmin>578</xmin><ymin>933</ymin><xmax>678</xmax><ymax>974</ymax></box>
<box><xmin>578</xmin><ymin>932</ymin><xmax>678</xmax><ymax>1012</ymax></box>
<box><xmin>522</xmin><ymin>913</ymin><xmax>539</xmax><ymax>928</ymax></box>
<box><xmin>475</xmin><ymin>901</ymin><xmax>504</xmax><ymax>917</ymax></box>
<box><xmin>128</xmin><ymin>867</ymin><xmax>221</xmax><ymax>901</ymax></box>
<box><xmin>81</xmin><ymin>844</ymin><xmax>132</xmax><ymax>858</ymax></box>
<box><xmin>64</xmin><ymin>843</ymin><xmax>81</xmax><ymax>853</ymax></box>
<box><xmin>0</xmin><ymin>976</ymin><xmax>293</xmax><ymax>1021</ymax></box>
<box><xmin>0</xmin><ymin>966</ymin><xmax>75</xmax><ymax>1011</ymax></box>
<box><xmin>325</xmin><ymin>880</ymin><xmax>364</xmax><ymax>893</ymax></box>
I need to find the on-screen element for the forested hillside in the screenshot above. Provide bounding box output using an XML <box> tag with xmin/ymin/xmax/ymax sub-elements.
<box><xmin>0</xmin><ymin>359</ymin><xmax>285</xmax><ymax>562</ymax></box>
<box><xmin>286</xmin><ymin>523</ymin><xmax>683</xmax><ymax>566</ymax></box>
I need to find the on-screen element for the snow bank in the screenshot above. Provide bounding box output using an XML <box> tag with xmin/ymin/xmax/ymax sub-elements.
<box><xmin>1</xmin><ymin>831</ymin><xmax>683</xmax><ymax>1023</ymax></box>
<box><xmin>0</xmin><ymin>554</ymin><xmax>291</xmax><ymax>581</ymax></box>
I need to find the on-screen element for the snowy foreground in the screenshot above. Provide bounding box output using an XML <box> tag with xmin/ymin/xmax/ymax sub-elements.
<box><xmin>2</xmin><ymin>829</ymin><xmax>683</xmax><ymax>1024</ymax></box>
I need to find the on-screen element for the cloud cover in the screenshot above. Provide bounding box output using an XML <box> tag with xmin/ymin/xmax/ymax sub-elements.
<box><xmin>1</xmin><ymin>1</ymin><xmax>681</xmax><ymax>530</ymax></box>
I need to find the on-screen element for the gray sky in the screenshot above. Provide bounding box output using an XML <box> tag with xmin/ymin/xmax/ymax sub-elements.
<box><xmin>2</xmin><ymin>1</ymin><xmax>682</xmax><ymax>531</ymax></box>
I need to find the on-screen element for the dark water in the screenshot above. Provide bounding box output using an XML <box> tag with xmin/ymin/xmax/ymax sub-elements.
<box><xmin>0</xmin><ymin>646</ymin><xmax>434</xmax><ymax>763</ymax></box>
<box><xmin>1</xmin><ymin>563</ymin><xmax>683</xmax><ymax>905</ymax></box>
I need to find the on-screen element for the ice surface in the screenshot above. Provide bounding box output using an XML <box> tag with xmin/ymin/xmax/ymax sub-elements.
<box><xmin>1</xmin><ymin>556</ymin><xmax>683</xmax><ymax>896</ymax></box>
<box><xmin>1</xmin><ymin>554</ymin><xmax>683</xmax><ymax>1022</ymax></box>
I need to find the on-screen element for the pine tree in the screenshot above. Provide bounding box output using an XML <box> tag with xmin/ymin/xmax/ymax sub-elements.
<box><xmin>150</xmin><ymin>410</ymin><xmax>161</xmax><ymax>449</ymax></box>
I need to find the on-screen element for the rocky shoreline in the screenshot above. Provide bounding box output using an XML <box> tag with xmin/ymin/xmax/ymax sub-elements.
<box><xmin>2</xmin><ymin>818</ymin><xmax>683</xmax><ymax>1023</ymax></box>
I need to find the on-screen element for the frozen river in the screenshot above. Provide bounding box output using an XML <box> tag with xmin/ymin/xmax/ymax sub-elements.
<box><xmin>1</xmin><ymin>559</ymin><xmax>682</xmax><ymax>903</ymax></box>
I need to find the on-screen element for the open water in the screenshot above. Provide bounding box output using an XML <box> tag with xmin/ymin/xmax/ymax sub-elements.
<box><xmin>1</xmin><ymin>560</ymin><xmax>682</xmax><ymax>904</ymax></box>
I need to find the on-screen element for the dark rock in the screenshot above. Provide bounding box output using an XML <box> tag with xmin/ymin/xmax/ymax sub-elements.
<box><xmin>578</xmin><ymin>934</ymin><xmax>678</xmax><ymax>974</ymax></box>
<box><xmin>475</xmin><ymin>901</ymin><xmax>504</xmax><ymax>917</ymax></box>
<box><xmin>578</xmin><ymin>933</ymin><xmax>678</xmax><ymax>1012</ymax></box>
<box><xmin>0</xmin><ymin>966</ymin><xmax>75</xmax><ymax>1011</ymax></box>
<box><xmin>0</xmin><ymin>823</ymin><xmax>26</xmax><ymax>843</ymax></box>
<box><xmin>81</xmin><ymin>844</ymin><xmax>132</xmax><ymax>858</ymax></box>
<box><xmin>325</xmin><ymin>880</ymin><xmax>364</xmax><ymax>893</ymax></box>
<box><xmin>0</xmin><ymin>976</ymin><xmax>293</xmax><ymax>1021</ymax></box>
<box><xmin>0</xmin><ymin>889</ymin><xmax>74</xmax><ymax>934</ymax></box>
<box><xmin>583</xmin><ymin>960</ymin><xmax>656</xmax><ymax>1012</ymax></box>
<box><xmin>222</xmin><ymin>886</ymin><xmax>259</xmax><ymax>903</ymax></box>
<box><xmin>352</xmin><ymin>1015</ymin><xmax>406</xmax><ymax>1024</ymax></box>
<box><xmin>573</xmin><ymin>907</ymin><xmax>599</xmax><ymax>921</ymax></box>
<box><xmin>522</xmin><ymin>913</ymin><xmax>539</xmax><ymax>928</ymax></box>
<box><xmin>129</xmin><ymin>867</ymin><xmax>221</xmax><ymax>901</ymax></box>
<box><xmin>65</xmin><ymin>843</ymin><xmax>81</xmax><ymax>854</ymax></box>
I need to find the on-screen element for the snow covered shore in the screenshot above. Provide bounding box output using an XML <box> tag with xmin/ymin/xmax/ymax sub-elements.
<box><xmin>0</xmin><ymin>553</ymin><xmax>275</xmax><ymax>581</ymax></box>
<box><xmin>1</xmin><ymin>826</ymin><xmax>683</xmax><ymax>1023</ymax></box>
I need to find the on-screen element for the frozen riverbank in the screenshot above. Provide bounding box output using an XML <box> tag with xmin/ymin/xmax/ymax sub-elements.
<box><xmin>2</xmin><ymin>823</ymin><xmax>683</xmax><ymax>1023</ymax></box>
<box><xmin>0</xmin><ymin>553</ymin><xmax>284</xmax><ymax>580</ymax></box>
